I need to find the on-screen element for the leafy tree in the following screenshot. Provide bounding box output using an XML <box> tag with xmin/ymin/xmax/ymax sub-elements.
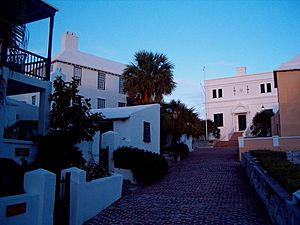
<box><xmin>204</xmin><ymin>119</ymin><xmax>220</xmax><ymax>139</ymax></box>
<box><xmin>34</xmin><ymin>76</ymin><xmax>103</xmax><ymax>173</ymax></box>
<box><xmin>161</xmin><ymin>100</ymin><xmax>220</xmax><ymax>146</ymax></box>
<box><xmin>49</xmin><ymin>76</ymin><xmax>102</xmax><ymax>144</ymax></box>
<box><xmin>123</xmin><ymin>50</ymin><xmax>176</xmax><ymax>104</ymax></box>
<box><xmin>251</xmin><ymin>109</ymin><xmax>274</xmax><ymax>137</ymax></box>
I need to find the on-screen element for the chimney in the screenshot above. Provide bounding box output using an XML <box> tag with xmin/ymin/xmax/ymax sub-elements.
<box><xmin>236</xmin><ymin>67</ymin><xmax>247</xmax><ymax>76</ymax></box>
<box><xmin>62</xmin><ymin>32</ymin><xmax>78</xmax><ymax>51</ymax></box>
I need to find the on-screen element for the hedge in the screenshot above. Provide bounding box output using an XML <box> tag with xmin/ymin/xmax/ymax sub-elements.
<box><xmin>250</xmin><ymin>150</ymin><xmax>300</xmax><ymax>193</ymax></box>
<box><xmin>113</xmin><ymin>146</ymin><xmax>168</xmax><ymax>184</ymax></box>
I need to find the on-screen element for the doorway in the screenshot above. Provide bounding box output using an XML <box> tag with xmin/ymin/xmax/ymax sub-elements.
<box><xmin>238</xmin><ymin>114</ymin><xmax>247</xmax><ymax>131</ymax></box>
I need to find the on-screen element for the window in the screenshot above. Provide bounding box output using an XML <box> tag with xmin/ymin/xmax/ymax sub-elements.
<box><xmin>73</xmin><ymin>66</ymin><xmax>82</xmax><ymax>85</ymax></box>
<box><xmin>119</xmin><ymin>77</ymin><xmax>124</xmax><ymax>94</ymax></box>
<box><xmin>97</xmin><ymin>72</ymin><xmax>106</xmax><ymax>90</ymax></box>
<box><xmin>266</xmin><ymin>83</ymin><xmax>271</xmax><ymax>93</ymax></box>
<box><xmin>212</xmin><ymin>88</ymin><xmax>223</xmax><ymax>98</ymax></box>
<box><xmin>118</xmin><ymin>102</ymin><xmax>126</xmax><ymax>107</ymax></box>
<box><xmin>213</xmin><ymin>113</ymin><xmax>223</xmax><ymax>127</ymax></box>
<box><xmin>260</xmin><ymin>83</ymin><xmax>265</xmax><ymax>93</ymax></box>
<box><xmin>143</xmin><ymin>121</ymin><xmax>151</xmax><ymax>143</ymax></box>
<box><xmin>218</xmin><ymin>89</ymin><xmax>223</xmax><ymax>98</ymax></box>
<box><xmin>32</xmin><ymin>95</ymin><xmax>36</xmax><ymax>105</ymax></box>
<box><xmin>97</xmin><ymin>98</ymin><xmax>105</xmax><ymax>109</ymax></box>
<box><xmin>212</xmin><ymin>89</ymin><xmax>217</xmax><ymax>98</ymax></box>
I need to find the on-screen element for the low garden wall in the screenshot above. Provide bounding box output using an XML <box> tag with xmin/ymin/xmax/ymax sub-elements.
<box><xmin>0</xmin><ymin>169</ymin><xmax>56</xmax><ymax>225</ymax></box>
<box><xmin>241</xmin><ymin>153</ymin><xmax>300</xmax><ymax>225</ymax></box>
<box><xmin>61</xmin><ymin>167</ymin><xmax>123</xmax><ymax>225</ymax></box>
<box><xmin>1</xmin><ymin>139</ymin><xmax>37</xmax><ymax>165</ymax></box>
<box><xmin>238</xmin><ymin>136</ymin><xmax>300</xmax><ymax>160</ymax></box>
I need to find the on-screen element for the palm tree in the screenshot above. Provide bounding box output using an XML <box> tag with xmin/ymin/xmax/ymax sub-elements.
<box><xmin>123</xmin><ymin>50</ymin><xmax>176</xmax><ymax>104</ymax></box>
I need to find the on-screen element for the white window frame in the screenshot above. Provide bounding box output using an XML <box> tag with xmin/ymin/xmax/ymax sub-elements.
<box><xmin>97</xmin><ymin>72</ymin><xmax>106</xmax><ymax>90</ymax></box>
<box><xmin>97</xmin><ymin>98</ymin><xmax>105</xmax><ymax>109</ymax></box>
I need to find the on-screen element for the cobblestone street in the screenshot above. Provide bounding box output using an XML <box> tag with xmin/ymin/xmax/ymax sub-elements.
<box><xmin>85</xmin><ymin>147</ymin><xmax>272</xmax><ymax>225</ymax></box>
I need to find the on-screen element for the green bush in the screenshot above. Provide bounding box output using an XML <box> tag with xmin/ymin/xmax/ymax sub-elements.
<box><xmin>162</xmin><ymin>143</ymin><xmax>189</xmax><ymax>160</ymax></box>
<box><xmin>113</xmin><ymin>146</ymin><xmax>168</xmax><ymax>184</ymax></box>
<box><xmin>250</xmin><ymin>150</ymin><xmax>300</xmax><ymax>193</ymax></box>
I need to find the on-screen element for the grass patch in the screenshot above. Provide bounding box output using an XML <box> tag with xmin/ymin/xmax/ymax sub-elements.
<box><xmin>250</xmin><ymin>150</ymin><xmax>300</xmax><ymax>193</ymax></box>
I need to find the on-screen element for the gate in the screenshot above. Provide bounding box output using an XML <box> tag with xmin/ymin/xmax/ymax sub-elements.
<box><xmin>54</xmin><ymin>172</ymin><xmax>71</xmax><ymax>225</ymax></box>
<box><xmin>99</xmin><ymin>146</ymin><xmax>109</xmax><ymax>170</ymax></box>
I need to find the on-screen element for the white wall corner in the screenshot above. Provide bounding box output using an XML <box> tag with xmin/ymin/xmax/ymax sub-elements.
<box><xmin>238</xmin><ymin>137</ymin><xmax>244</xmax><ymax>148</ymax></box>
<box><xmin>272</xmin><ymin>136</ymin><xmax>279</xmax><ymax>147</ymax></box>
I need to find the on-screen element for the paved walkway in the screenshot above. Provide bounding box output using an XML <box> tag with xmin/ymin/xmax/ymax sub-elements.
<box><xmin>85</xmin><ymin>147</ymin><xmax>272</xmax><ymax>225</ymax></box>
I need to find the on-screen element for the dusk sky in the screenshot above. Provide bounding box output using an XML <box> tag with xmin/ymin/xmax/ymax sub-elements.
<box><xmin>27</xmin><ymin>0</ymin><xmax>300</xmax><ymax>117</ymax></box>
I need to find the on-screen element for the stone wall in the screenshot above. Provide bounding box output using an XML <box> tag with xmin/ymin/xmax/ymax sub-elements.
<box><xmin>241</xmin><ymin>153</ymin><xmax>300</xmax><ymax>225</ymax></box>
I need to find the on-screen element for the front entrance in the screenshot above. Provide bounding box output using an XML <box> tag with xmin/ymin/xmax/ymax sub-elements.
<box><xmin>238</xmin><ymin>114</ymin><xmax>247</xmax><ymax>131</ymax></box>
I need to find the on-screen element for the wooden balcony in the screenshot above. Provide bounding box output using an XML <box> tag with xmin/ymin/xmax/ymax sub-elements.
<box><xmin>3</xmin><ymin>46</ymin><xmax>49</xmax><ymax>81</ymax></box>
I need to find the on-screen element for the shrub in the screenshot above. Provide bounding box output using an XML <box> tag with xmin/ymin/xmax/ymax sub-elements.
<box><xmin>113</xmin><ymin>146</ymin><xmax>168</xmax><ymax>184</ymax></box>
<box><xmin>250</xmin><ymin>150</ymin><xmax>300</xmax><ymax>193</ymax></box>
<box><xmin>33</xmin><ymin>131</ymin><xmax>86</xmax><ymax>174</ymax></box>
<box><xmin>162</xmin><ymin>143</ymin><xmax>189</xmax><ymax>161</ymax></box>
<box><xmin>4</xmin><ymin>120</ymin><xmax>38</xmax><ymax>140</ymax></box>
<box><xmin>80</xmin><ymin>153</ymin><xmax>110</xmax><ymax>182</ymax></box>
<box><xmin>0</xmin><ymin>159</ymin><xmax>24</xmax><ymax>197</ymax></box>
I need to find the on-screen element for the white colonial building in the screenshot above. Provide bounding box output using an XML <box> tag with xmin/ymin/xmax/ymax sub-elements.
<box><xmin>204</xmin><ymin>67</ymin><xmax>278</xmax><ymax>141</ymax></box>
<box><xmin>13</xmin><ymin>32</ymin><xmax>127</xmax><ymax>108</ymax></box>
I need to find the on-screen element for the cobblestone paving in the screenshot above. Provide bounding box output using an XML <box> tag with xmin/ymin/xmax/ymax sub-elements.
<box><xmin>85</xmin><ymin>147</ymin><xmax>272</xmax><ymax>225</ymax></box>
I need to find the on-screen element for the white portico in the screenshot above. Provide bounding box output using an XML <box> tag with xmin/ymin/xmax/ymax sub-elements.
<box><xmin>205</xmin><ymin>67</ymin><xmax>278</xmax><ymax>141</ymax></box>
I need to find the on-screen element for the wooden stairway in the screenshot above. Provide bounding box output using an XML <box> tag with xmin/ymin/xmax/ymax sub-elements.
<box><xmin>214</xmin><ymin>131</ymin><xmax>243</xmax><ymax>147</ymax></box>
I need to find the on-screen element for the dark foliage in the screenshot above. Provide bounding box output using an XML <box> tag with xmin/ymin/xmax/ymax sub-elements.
<box><xmin>251</xmin><ymin>110</ymin><xmax>274</xmax><ymax>137</ymax></box>
<box><xmin>250</xmin><ymin>150</ymin><xmax>300</xmax><ymax>193</ymax></box>
<box><xmin>33</xmin><ymin>131</ymin><xmax>86</xmax><ymax>174</ymax></box>
<box><xmin>113</xmin><ymin>146</ymin><xmax>169</xmax><ymax>184</ymax></box>
<box><xmin>0</xmin><ymin>158</ymin><xmax>24</xmax><ymax>197</ymax></box>
<box><xmin>4</xmin><ymin>120</ymin><xmax>38</xmax><ymax>140</ymax></box>
<box><xmin>162</xmin><ymin>143</ymin><xmax>189</xmax><ymax>161</ymax></box>
<box><xmin>80</xmin><ymin>153</ymin><xmax>110</xmax><ymax>182</ymax></box>
<box><xmin>160</xmin><ymin>100</ymin><xmax>220</xmax><ymax>147</ymax></box>
<box><xmin>49</xmin><ymin>76</ymin><xmax>102</xmax><ymax>144</ymax></box>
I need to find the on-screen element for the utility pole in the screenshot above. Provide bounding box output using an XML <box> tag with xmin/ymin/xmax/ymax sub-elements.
<box><xmin>203</xmin><ymin>66</ymin><xmax>208</xmax><ymax>141</ymax></box>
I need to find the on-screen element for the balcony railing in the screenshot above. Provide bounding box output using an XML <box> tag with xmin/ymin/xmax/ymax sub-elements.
<box><xmin>1</xmin><ymin>43</ymin><xmax>49</xmax><ymax>81</ymax></box>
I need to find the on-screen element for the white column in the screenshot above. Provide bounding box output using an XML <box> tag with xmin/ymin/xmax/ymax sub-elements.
<box><xmin>272</xmin><ymin>136</ymin><xmax>279</xmax><ymax>147</ymax></box>
<box><xmin>238</xmin><ymin>137</ymin><xmax>244</xmax><ymax>148</ymax></box>
<box><xmin>38</xmin><ymin>82</ymin><xmax>52</xmax><ymax>134</ymax></box>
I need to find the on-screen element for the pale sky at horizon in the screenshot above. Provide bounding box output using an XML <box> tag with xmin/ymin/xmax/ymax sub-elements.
<box><xmin>27</xmin><ymin>0</ymin><xmax>300</xmax><ymax>117</ymax></box>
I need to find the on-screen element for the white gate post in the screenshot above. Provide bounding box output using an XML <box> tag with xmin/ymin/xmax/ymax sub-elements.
<box><xmin>101</xmin><ymin>131</ymin><xmax>120</xmax><ymax>172</ymax></box>
<box><xmin>24</xmin><ymin>169</ymin><xmax>56</xmax><ymax>225</ymax></box>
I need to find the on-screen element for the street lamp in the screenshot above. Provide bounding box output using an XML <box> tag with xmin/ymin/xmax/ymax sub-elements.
<box><xmin>172</xmin><ymin>110</ymin><xmax>178</xmax><ymax>120</ymax></box>
<box><xmin>172</xmin><ymin>110</ymin><xmax>179</xmax><ymax>145</ymax></box>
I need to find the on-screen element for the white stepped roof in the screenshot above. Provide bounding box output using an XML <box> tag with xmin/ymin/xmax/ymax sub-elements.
<box><xmin>53</xmin><ymin>49</ymin><xmax>126</xmax><ymax>75</ymax></box>
<box><xmin>91</xmin><ymin>104</ymin><xmax>158</xmax><ymax>120</ymax></box>
<box><xmin>277</xmin><ymin>53</ymin><xmax>300</xmax><ymax>71</ymax></box>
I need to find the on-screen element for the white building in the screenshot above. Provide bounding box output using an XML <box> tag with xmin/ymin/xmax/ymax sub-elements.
<box><xmin>13</xmin><ymin>32</ymin><xmax>127</xmax><ymax>109</ymax></box>
<box><xmin>92</xmin><ymin>104</ymin><xmax>160</xmax><ymax>154</ymax></box>
<box><xmin>0</xmin><ymin>0</ymin><xmax>57</xmax><ymax>164</ymax></box>
<box><xmin>204</xmin><ymin>67</ymin><xmax>278</xmax><ymax>141</ymax></box>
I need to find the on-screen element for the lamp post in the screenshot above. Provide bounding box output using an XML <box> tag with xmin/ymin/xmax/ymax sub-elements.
<box><xmin>172</xmin><ymin>110</ymin><xmax>178</xmax><ymax>145</ymax></box>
